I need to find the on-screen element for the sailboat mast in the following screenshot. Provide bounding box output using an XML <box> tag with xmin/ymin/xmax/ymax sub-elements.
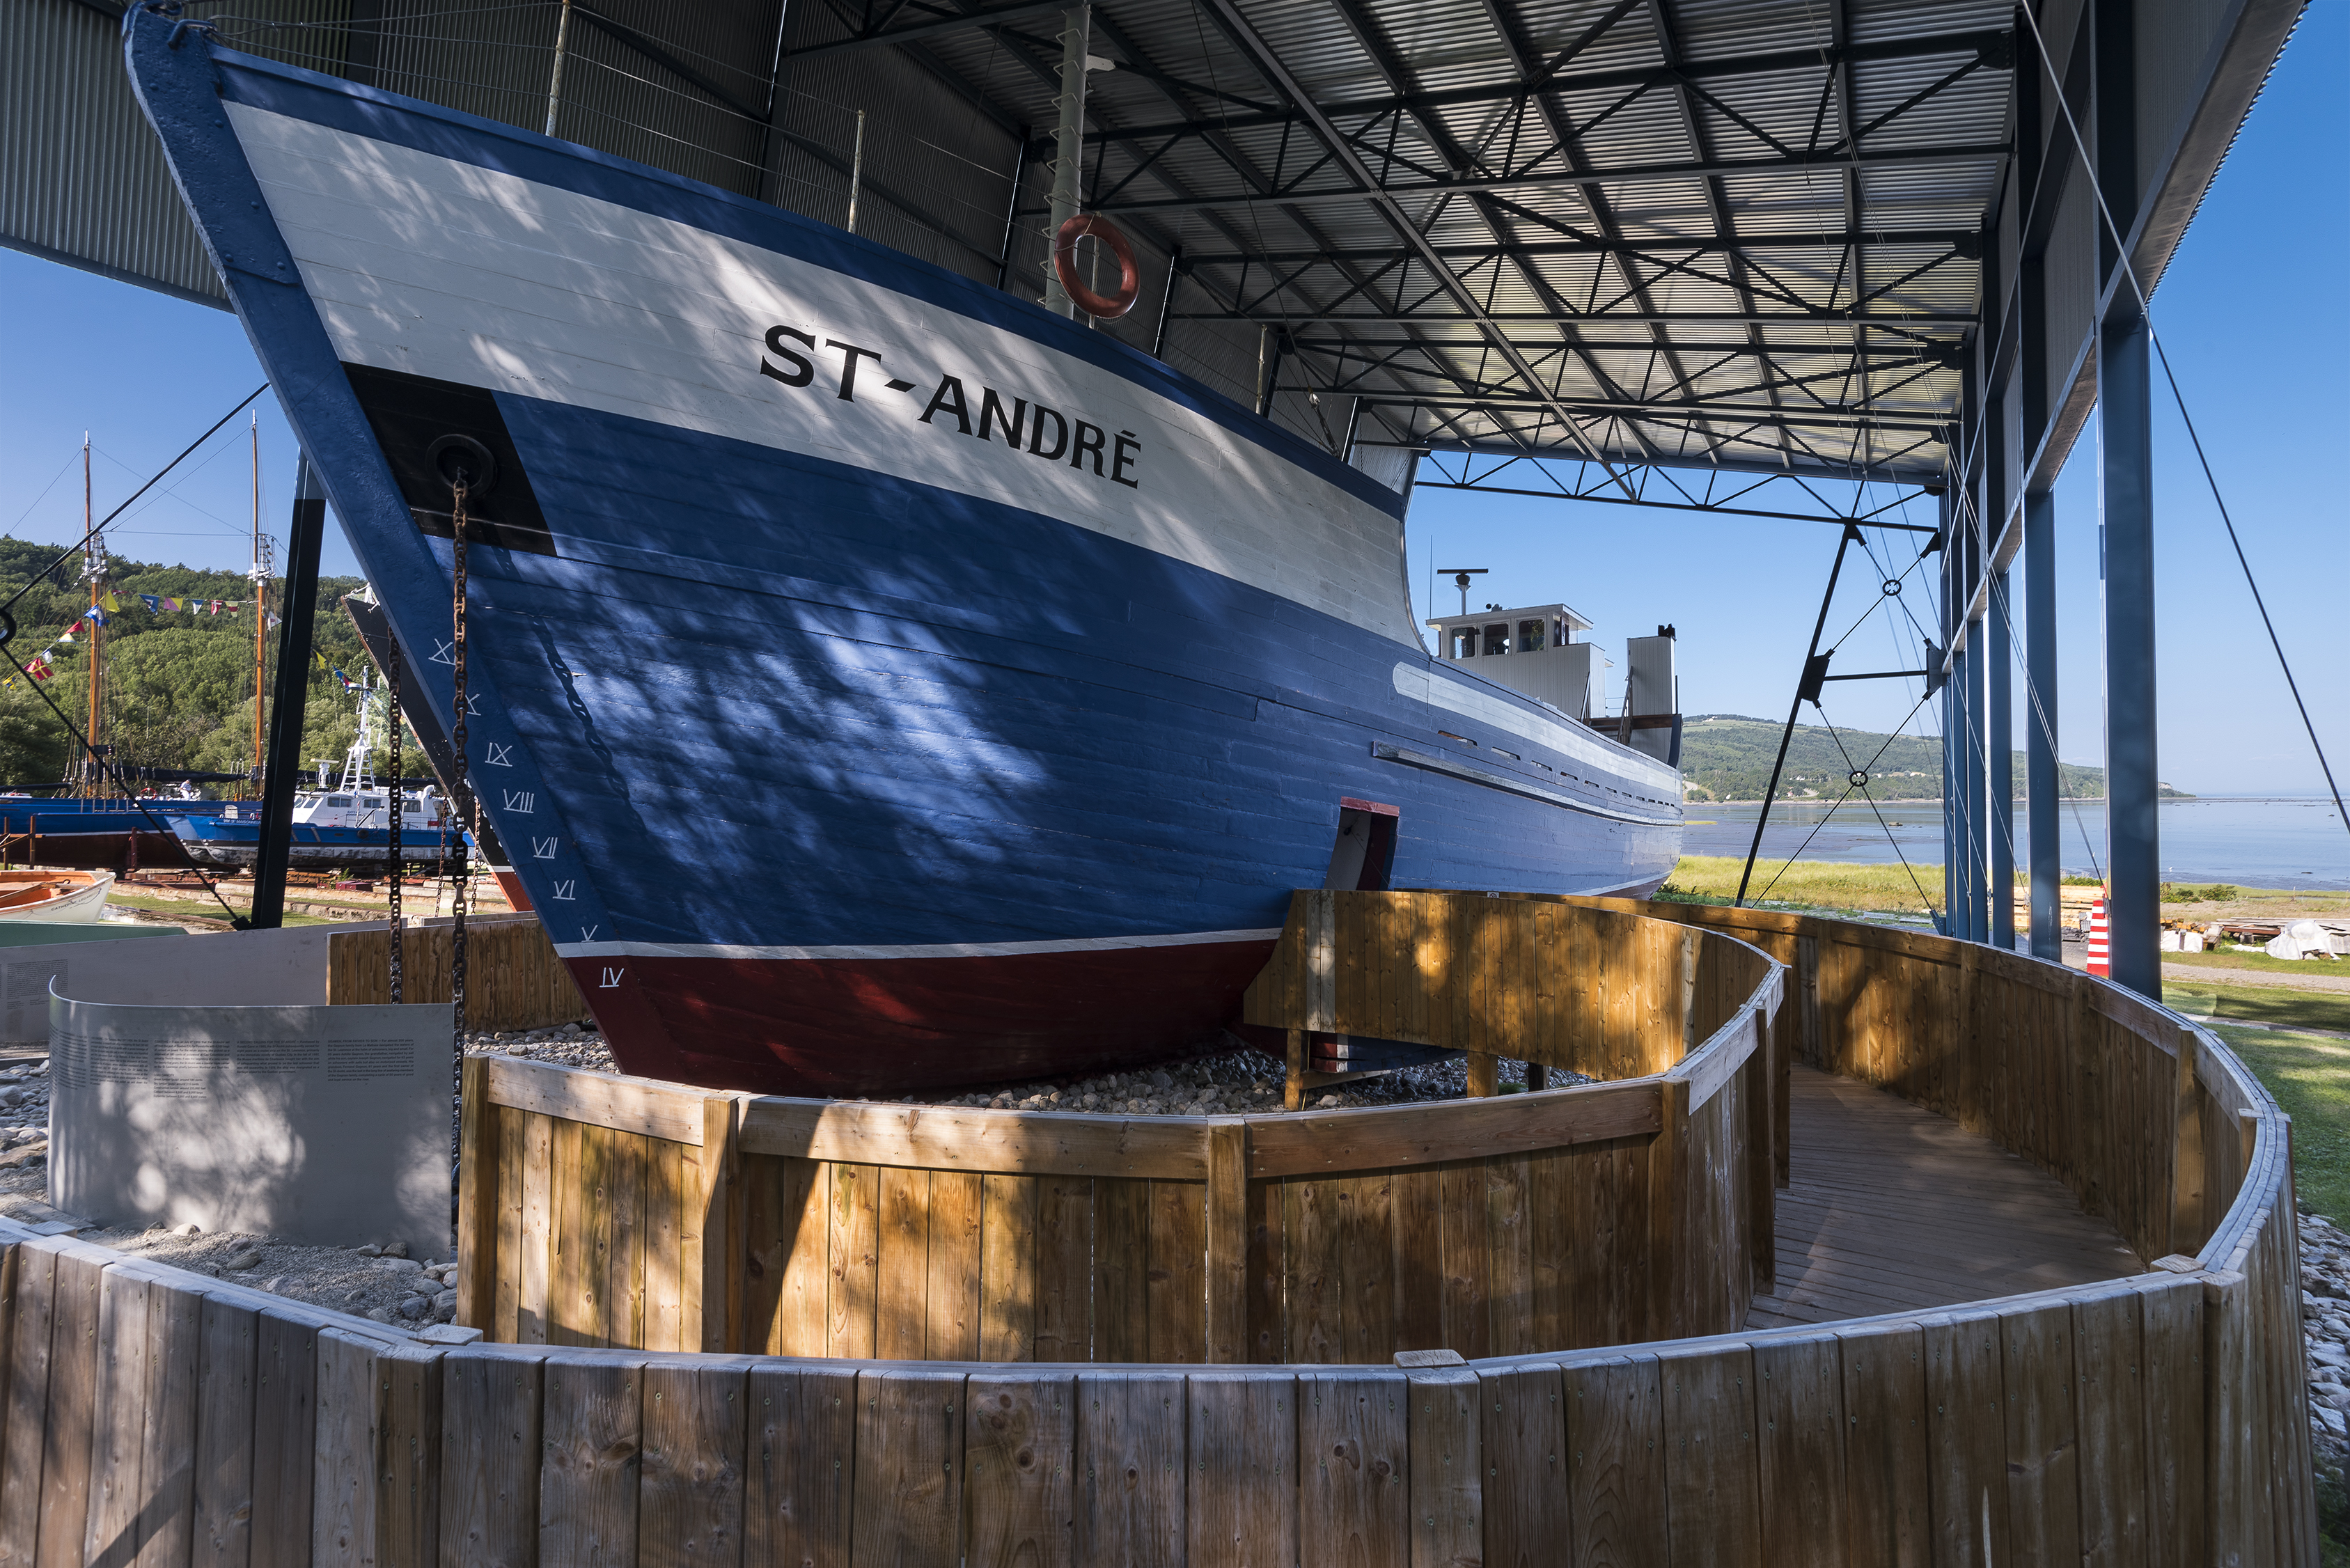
<box><xmin>252</xmin><ymin>413</ymin><xmax>265</xmax><ymax>800</ymax></box>
<box><xmin>83</xmin><ymin>434</ymin><xmax>101</xmax><ymax>798</ymax></box>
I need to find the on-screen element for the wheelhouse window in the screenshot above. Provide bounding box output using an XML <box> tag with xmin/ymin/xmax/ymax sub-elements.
<box><xmin>328</xmin><ymin>795</ymin><xmax>354</xmax><ymax>808</ymax></box>
<box><xmin>1519</xmin><ymin>619</ymin><xmax>1545</xmax><ymax>652</ymax></box>
<box><xmin>1450</xmin><ymin>627</ymin><xmax>1477</xmax><ymax>659</ymax></box>
<box><xmin>1482</xmin><ymin>623</ymin><xmax>1510</xmax><ymax>655</ymax></box>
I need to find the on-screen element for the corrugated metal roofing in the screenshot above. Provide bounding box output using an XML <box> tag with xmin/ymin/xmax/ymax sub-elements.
<box><xmin>0</xmin><ymin>0</ymin><xmax>2293</xmax><ymax>481</ymax></box>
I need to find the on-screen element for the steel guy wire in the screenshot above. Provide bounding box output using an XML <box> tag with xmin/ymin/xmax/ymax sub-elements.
<box><xmin>2014</xmin><ymin>3</ymin><xmax>2347</xmax><ymax>849</ymax></box>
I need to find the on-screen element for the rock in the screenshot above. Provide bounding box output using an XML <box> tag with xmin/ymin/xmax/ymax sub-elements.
<box><xmin>365</xmin><ymin>1306</ymin><xmax>397</xmax><ymax>1324</ymax></box>
<box><xmin>0</xmin><ymin>1088</ymin><xmax>19</xmax><ymax>1108</ymax></box>
<box><xmin>221</xmin><ymin>1248</ymin><xmax>264</xmax><ymax>1273</ymax></box>
<box><xmin>434</xmin><ymin>1288</ymin><xmax>457</xmax><ymax>1312</ymax></box>
<box><xmin>398</xmin><ymin>1296</ymin><xmax>432</xmax><ymax>1319</ymax></box>
<box><xmin>382</xmin><ymin>1239</ymin><xmax>409</xmax><ymax>1259</ymax></box>
<box><xmin>355</xmin><ymin>1243</ymin><xmax>384</xmax><ymax>1257</ymax></box>
<box><xmin>173</xmin><ymin>1222</ymin><xmax>201</xmax><ymax>1237</ymax></box>
<box><xmin>378</xmin><ymin>1257</ymin><xmax>424</xmax><ymax>1276</ymax></box>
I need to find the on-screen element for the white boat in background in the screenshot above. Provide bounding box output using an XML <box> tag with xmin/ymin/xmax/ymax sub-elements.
<box><xmin>0</xmin><ymin>870</ymin><xmax>116</xmax><ymax>924</ymax></box>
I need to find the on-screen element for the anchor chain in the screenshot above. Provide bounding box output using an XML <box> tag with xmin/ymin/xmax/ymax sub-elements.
<box><xmin>448</xmin><ymin>481</ymin><xmax>471</xmax><ymax>1047</ymax></box>
<box><xmin>387</xmin><ymin>630</ymin><xmax>402</xmax><ymax>1004</ymax></box>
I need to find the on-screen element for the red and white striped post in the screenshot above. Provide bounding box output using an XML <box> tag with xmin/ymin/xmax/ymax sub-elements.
<box><xmin>2086</xmin><ymin>897</ymin><xmax>2110</xmax><ymax>977</ymax></box>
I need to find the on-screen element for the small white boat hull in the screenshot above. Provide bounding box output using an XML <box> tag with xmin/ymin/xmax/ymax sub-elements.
<box><xmin>0</xmin><ymin>872</ymin><xmax>116</xmax><ymax>924</ymax></box>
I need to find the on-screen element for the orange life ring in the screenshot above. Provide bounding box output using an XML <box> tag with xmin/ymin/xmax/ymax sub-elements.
<box><xmin>1052</xmin><ymin>214</ymin><xmax>1141</xmax><ymax>320</ymax></box>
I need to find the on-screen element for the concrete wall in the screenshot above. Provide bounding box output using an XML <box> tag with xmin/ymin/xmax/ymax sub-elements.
<box><xmin>47</xmin><ymin>993</ymin><xmax>455</xmax><ymax>1254</ymax></box>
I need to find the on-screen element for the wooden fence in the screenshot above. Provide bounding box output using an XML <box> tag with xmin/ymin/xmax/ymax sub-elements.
<box><xmin>455</xmin><ymin>893</ymin><xmax>1788</xmax><ymax>1365</ymax></box>
<box><xmin>0</xmin><ymin>894</ymin><xmax>2313</xmax><ymax>1565</ymax></box>
<box><xmin>328</xmin><ymin>916</ymin><xmax>590</xmax><ymax>1033</ymax></box>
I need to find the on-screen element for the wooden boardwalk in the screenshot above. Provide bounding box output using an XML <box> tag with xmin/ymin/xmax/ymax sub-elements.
<box><xmin>1748</xmin><ymin>1063</ymin><xmax>2144</xmax><ymax>1328</ymax></box>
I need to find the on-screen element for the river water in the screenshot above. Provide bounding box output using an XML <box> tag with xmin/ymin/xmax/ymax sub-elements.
<box><xmin>1681</xmin><ymin>797</ymin><xmax>2350</xmax><ymax>890</ymax></box>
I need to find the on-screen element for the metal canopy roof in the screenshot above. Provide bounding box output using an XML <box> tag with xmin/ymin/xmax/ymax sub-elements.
<box><xmin>1</xmin><ymin>0</ymin><xmax>2294</xmax><ymax>490</ymax></box>
<box><xmin>820</xmin><ymin>0</ymin><xmax>2007</xmax><ymax>482</ymax></box>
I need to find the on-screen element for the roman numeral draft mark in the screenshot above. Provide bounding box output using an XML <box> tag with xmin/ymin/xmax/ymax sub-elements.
<box><xmin>599</xmin><ymin>967</ymin><xmax>625</xmax><ymax>989</ymax></box>
<box><xmin>430</xmin><ymin>639</ymin><xmax>455</xmax><ymax>665</ymax></box>
<box><xmin>552</xmin><ymin>880</ymin><xmax>576</xmax><ymax>901</ymax></box>
<box><xmin>530</xmin><ymin>837</ymin><xmax>558</xmax><ymax>859</ymax></box>
<box><xmin>502</xmin><ymin>790</ymin><xmax>535</xmax><ymax>814</ymax></box>
<box><xmin>484</xmin><ymin>741</ymin><xmax>513</xmax><ymax>767</ymax></box>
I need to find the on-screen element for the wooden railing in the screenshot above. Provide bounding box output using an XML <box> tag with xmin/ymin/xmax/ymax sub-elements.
<box><xmin>327</xmin><ymin>916</ymin><xmax>590</xmax><ymax>1032</ymax></box>
<box><xmin>0</xmin><ymin>893</ymin><xmax>2313</xmax><ymax>1564</ymax></box>
<box><xmin>453</xmin><ymin>893</ymin><xmax>1788</xmax><ymax>1363</ymax></box>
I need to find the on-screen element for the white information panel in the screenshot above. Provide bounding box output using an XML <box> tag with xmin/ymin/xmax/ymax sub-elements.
<box><xmin>48</xmin><ymin>989</ymin><xmax>455</xmax><ymax>1255</ymax></box>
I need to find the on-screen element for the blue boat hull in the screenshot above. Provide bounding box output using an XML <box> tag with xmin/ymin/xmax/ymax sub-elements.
<box><xmin>127</xmin><ymin>17</ymin><xmax>1682</xmax><ymax>1092</ymax></box>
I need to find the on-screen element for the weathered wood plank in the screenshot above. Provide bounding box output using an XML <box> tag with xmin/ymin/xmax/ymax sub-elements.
<box><xmin>850</xmin><ymin>1368</ymin><xmax>963</xmax><ymax>1568</ymax></box>
<box><xmin>980</xmin><ymin>1174</ymin><xmax>1037</xmax><ymax>1364</ymax></box>
<box><xmin>639</xmin><ymin>1359</ymin><xmax>749</xmax><ymax>1568</ymax></box>
<box><xmin>496</xmin><ymin>1101</ymin><xmax>525</xmax><ymax>1344</ymax></box>
<box><xmin>249</xmin><ymin>1309</ymin><xmax>319</xmax><ymax>1568</ymax></box>
<box><xmin>964</xmin><ymin>1372</ymin><xmax>1074</xmax><ymax>1568</ymax></box>
<box><xmin>1753</xmin><ymin>1334</ymin><xmax>1847</xmax><ymax>1568</ymax></box>
<box><xmin>1245</xmin><ymin>1083</ymin><xmax>1660</xmax><ymax>1178</ymax></box>
<box><xmin>310</xmin><ymin>1328</ymin><xmax>377</xmax><ymax>1568</ymax></box>
<box><xmin>742</xmin><ymin>1100</ymin><xmax>1207</xmax><ymax>1179</ymax></box>
<box><xmin>1340</xmin><ymin>1172</ymin><xmax>1395</xmax><ymax>1367</ymax></box>
<box><xmin>700</xmin><ymin>1097</ymin><xmax>742</xmax><ymax>1355</ymax></box>
<box><xmin>1563</xmin><ymin>1354</ymin><xmax>1667</xmax><ymax>1568</ymax></box>
<box><xmin>1657</xmin><ymin>1342</ymin><xmax>1762</xmax><ymax>1566</ymax></box>
<box><xmin>1074</xmin><ymin>1372</ymin><xmax>1185</xmax><ymax>1568</ymax></box>
<box><xmin>1034</xmin><ymin>1177</ymin><xmax>1092</xmax><ymax>1365</ymax></box>
<box><xmin>0</xmin><ymin>1240</ymin><xmax>58</xmax><ymax>1566</ymax></box>
<box><xmin>744</xmin><ymin>1363</ymin><xmax>856</xmax><ymax>1568</ymax></box>
<box><xmin>1297</xmin><ymin>1370</ymin><xmax>1407</xmax><ymax>1568</ymax></box>
<box><xmin>439</xmin><ymin>1347</ymin><xmax>542</xmax><ymax>1568</ymax></box>
<box><xmin>1834</xmin><ymin>1322</ymin><xmax>1930</xmax><ymax>1568</ymax></box>
<box><xmin>875</xmin><ymin>1167</ymin><xmax>931</xmax><ymax>1364</ymax></box>
<box><xmin>191</xmin><ymin>1295</ymin><xmax>258</xmax><ymax>1568</ymax></box>
<box><xmin>770</xmin><ymin>1158</ymin><xmax>829</xmax><ymax>1360</ymax></box>
<box><xmin>828</xmin><ymin>1165</ymin><xmax>879</xmax><ymax>1361</ymax></box>
<box><xmin>549</xmin><ymin>1118</ymin><xmax>590</xmax><ymax>1348</ymax></box>
<box><xmin>1485</xmin><ymin>1154</ymin><xmax>1533</xmax><ymax>1358</ymax></box>
<box><xmin>608</xmin><ymin>1131</ymin><xmax>650</xmax><ymax>1352</ymax></box>
<box><xmin>1094</xmin><ymin>1181</ymin><xmax>1150</xmax><ymax>1366</ymax></box>
<box><xmin>132</xmin><ymin>1274</ymin><xmax>203</xmax><ymax>1568</ymax></box>
<box><xmin>1205</xmin><ymin>1129</ymin><xmax>1250</xmax><ymax>1365</ymax></box>
<box><xmin>38</xmin><ymin>1246</ymin><xmax>105</xmax><ymax>1568</ymax></box>
<box><xmin>1480</xmin><ymin>1361</ymin><xmax>1565</xmax><ymax>1568</ymax></box>
<box><xmin>377</xmin><ymin>1340</ymin><xmax>443</xmax><ymax>1568</ymax></box>
<box><xmin>537</xmin><ymin>1351</ymin><xmax>644</xmax><ymax>1568</ymax></box>
<box><xmin>1921</xmin><ymin>1315</ymin><xmax>2007</xmax><ymax>1568</ymax></box>
<box><xmin>1998</xmin><ymin>1300</ymin><xmax>2081</xmax><ymax>1565</ymax></box>
<box><xmin>486</xmin><ymin>1057</ymin><xmax>705</xmax><ymax>1145</ymax></box>
<box><xmin>1147</xmin><ymin>1182</ymin><xmax>1207</xmax><ymax>1365</ymax></box>
<box><xmin>2071</xmin><ymin>1286</ymin><xmax>2147</xmax><ymax>1568</ymax></box>
<box><xmin>519</xmin><ymin>1111</ymin><xmax>555</xmax><ymax>1345</ymax></box>
<box><xmin>1186</xmin><ymin>1371</ymin><xmax>1295</xmax><ymax>1568</ymax></box>
<box><xmin>927</xmin><ymin>1171</ymin><xmax>983</xmax><ymax>1362</ymax></box>
<box><xmin>459</xmin><ymin>1053</ymin><xmax>501</xmax><ymax>1333</ymax></box>
<box><xmin>646</xmin><ymin>1138</ymin><xmax>687</xmax><ymax>1355</ymax></box>
<box><xmin>82</xmin><ymin>1269</ymin><xmax>152</xmax><ymax>1568</ymax></box>
<box><xmin>1402</xmin><ymin>1363</ymin><xmax>1480</xmax><ymax>1568</ymax></box>
<box><xmin>2136</xmin><ymin>1275</ymin><xmax>2206</xmax><ymax>1568</ymax></box>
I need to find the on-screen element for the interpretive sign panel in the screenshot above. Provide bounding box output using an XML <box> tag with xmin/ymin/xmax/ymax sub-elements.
<box><xmin>47</xmin><ymin>988</ymin><xmax>454</xmax><ymax>1253</ymax></box>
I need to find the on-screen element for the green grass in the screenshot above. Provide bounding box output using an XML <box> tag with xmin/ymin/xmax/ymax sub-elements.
<box><xmin>2200</xmin><ymin>1021</ymin><xmax>2350</xmax><ymax>1223</ymax></box>
<box><xmin>2165</xmin><ymin>979</ymin><xmax>2350</xmax><ymax>1035</ymax></box>
<box><xmin>2167</xmin><ymin>947</ymin><xmax>2350</xmax><ymax>978</ymax></box>
<box><xmin>1662</xmin><ymin>854</ymin><xmax>1943</xmax><ymax>915</ymax></box>
<box><xmin>101</xmin><ymin>893</ymin><xmax>342</xmax><ymax>929</ymax></box>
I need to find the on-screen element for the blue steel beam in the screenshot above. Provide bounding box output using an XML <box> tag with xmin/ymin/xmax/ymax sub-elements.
<box><xmin>2101</xmin><ymin>308</ymin><xmax>2159</xmax><ymax>998</ymax></box>
<box><xmin>1989</xmin><ymin>570</ymin><xmax>2014</xmax><ymax>950</ymax></box>
<box><xmin>2026</xmin><ymin>490</ymin><xmax>2062</xmax><ymax>960</ymax></box>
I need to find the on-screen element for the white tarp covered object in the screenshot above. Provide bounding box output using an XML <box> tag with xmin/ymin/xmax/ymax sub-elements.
<box><xmin>2264</xmin><ymin>920</ymin><xmax>2350</xmax><ymax>960</ymax></box>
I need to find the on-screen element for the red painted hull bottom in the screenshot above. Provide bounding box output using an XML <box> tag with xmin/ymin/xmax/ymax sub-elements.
<box><xmin>568</xmin><ymin>939</ymin><xmax>1278</xmax><ymax>1096</ymax></box>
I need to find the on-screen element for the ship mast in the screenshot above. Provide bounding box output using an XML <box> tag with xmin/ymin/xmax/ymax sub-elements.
<box><xmin>81</xmin><ymin>434</ymin><xmax>103</xmax><ymax>799</ymax></box>
<box><xmin>251</xmin><ymin>413</ymin><xmax>267</xmax><ymax>799</ymax></box>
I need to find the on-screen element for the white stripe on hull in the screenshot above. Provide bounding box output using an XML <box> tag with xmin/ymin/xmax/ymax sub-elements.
<box><xmin>226</xmin><ymin>102</ymin><xmax>1421</xmax><ymax>648</ymax></box>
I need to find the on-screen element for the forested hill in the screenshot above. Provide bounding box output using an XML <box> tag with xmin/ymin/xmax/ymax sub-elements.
<box><xmin>0</xmin><ymin>534</ymin><xmax>370</xmax><ymax>789</ymax></box>
<box><xmin>1676</xmin><ymin>714</ymin><xmax>2148</xmax><ymax>801</ymax></box>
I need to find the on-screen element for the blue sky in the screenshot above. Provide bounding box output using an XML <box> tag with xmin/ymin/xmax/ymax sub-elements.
<box><xmin>0</xmin><ymin>4</ymin><xmax>2340</xmax><ymax>795</ymax></box>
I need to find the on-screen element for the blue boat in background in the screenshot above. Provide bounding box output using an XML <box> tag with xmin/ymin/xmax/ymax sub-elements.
<box><xmin>0</xmin><ymin>796</ymin><xmax>232</xmax><ymax>870</ymax></box>
<box><xmin>167</xmin><ymin>786</ymin><xmax>462</xmax><ymax>872</ymax></box>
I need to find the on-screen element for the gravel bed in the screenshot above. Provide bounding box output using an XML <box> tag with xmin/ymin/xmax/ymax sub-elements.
<box><xmin>467</xmin><ymin>1026</ymin><xmax>1592</xmax><ymax>1115</ymax></box>
<box><xmin>2302</xmin><ymin>1210</ymin><xmax>2350</xmax><ymax>1474</ymax></box>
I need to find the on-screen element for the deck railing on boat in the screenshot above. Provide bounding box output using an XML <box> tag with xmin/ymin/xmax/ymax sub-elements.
<box><xmin>0</xmin><ymin>892</ymin><xmax>2314</xmax><ymax>1565</ymax></box>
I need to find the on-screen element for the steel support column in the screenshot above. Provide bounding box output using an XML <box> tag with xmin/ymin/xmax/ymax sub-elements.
<box><xmin>1988</xmin><ymin>565</ymin><xmax>2014</xmax><ymax>950</ymax></box>
<box><xmin>1939</xmin><ymin>491</ymin><xmax>1960</xmax><ymax>936</ymax></box>
<box><xmin>2101</xmin><ymin>308</ymin><xmax>2159</xmax><ymax>997</ymax></box>
<box><xmin>2025</xmin><ymin>489</ymin><xmax>2062</xmax><ymax>960</ymax></box>
<box><xmin>250</xmin><ymin>454</ymin><xmax>326</xmax><ymax>930</ymax></box>
<box><xmin>1965</xmin><ymin>621</ymin><xmax>1988</xmax><ymax>941</ymax></box>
